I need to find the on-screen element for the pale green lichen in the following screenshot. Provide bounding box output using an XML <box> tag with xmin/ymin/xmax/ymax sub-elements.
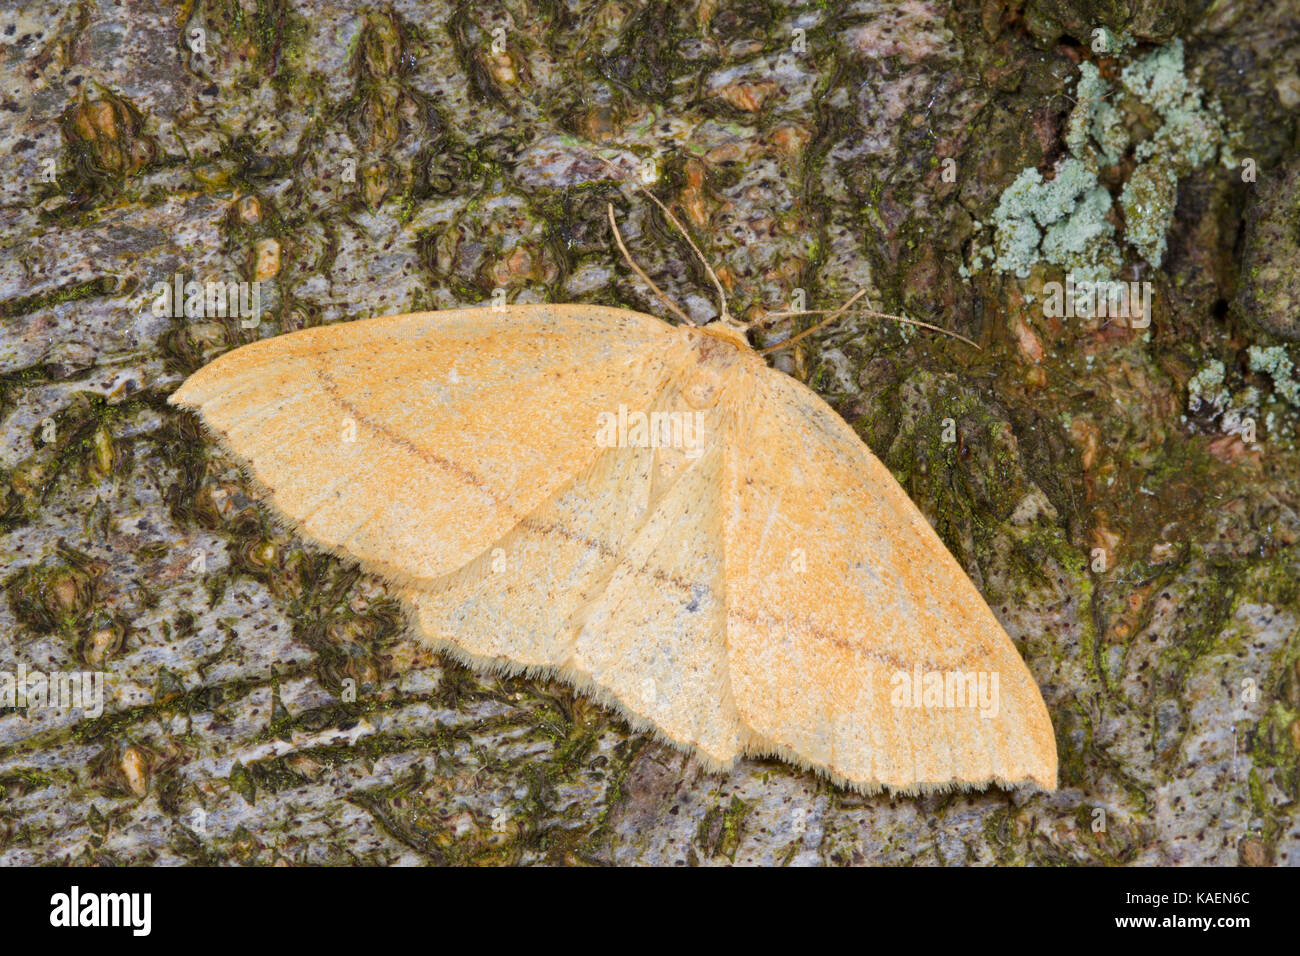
<box><xmin>1065</xmin><ymin>62</ymin><xmax>1129</xmax><ymax>166</ymax></box>
<box><xmin>1188</xmin><ymin>348</ymin><xmax>1300</xmax><ymax>446</ymax></box>
<box><xmin>1219</xmin><ymin>388</ymin><xmax>1260</xmax><ymax>440</ymax></box>
<box><xmin>1119</xmin><ymin>162</ymin><xmax>1179</xmax><ymax>268</ymax></box>
<box><xmin>958</xmin><ymin>242</ymin><xmax>995</xmax><ymax>278</ymax></box>
<box><xmin>1187</xmin><ymin>360</ymin><xmax>1227</xmax><ymax>414</ymax></box>
<box><xmin>987</xmin><ymin>39</ymin><xmax>1235</xmax><ymax>279</ymax></box>
<box><xmin>1186</xmin><ymin>358</ymin><xmax>1260</xmax><ymax>441</ymax></box>
<box><xmin>1121</xmin><ymin>41</ymin><xmax>1193</xmax><ymax>115</ymax></box>
<box><xmin>1115</xmin><ymin>40</ymin><xmax>1235</xmax><ymax>266</ymax></box>
<box><xmin>1122</xmin><ymin>41</ymin><xmax>1234</xmax><ymax>170</ymax></box>
<box><xmin>991</xmin><ymin>158</ymin><xmax>1121</xmax><ymax>280</ymax></box>
<box><xmin>1248</xmin><ymin>345</ymin><xmax>1300</xmax><ymax>407</ymax></box>
<box><xmin>1088</xmin><ymin>27</ymin><xmax>1134</xmax><ymax>57</ymax></box>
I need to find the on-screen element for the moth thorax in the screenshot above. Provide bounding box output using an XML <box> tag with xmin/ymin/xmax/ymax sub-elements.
<box><xmin>682</xmin><ymin>367</ymin><xmax>723</xmax><ymax>409</ymax></box>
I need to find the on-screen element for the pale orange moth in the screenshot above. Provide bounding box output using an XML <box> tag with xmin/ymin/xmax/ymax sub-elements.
<box><xmin>170</xmin><ymin>181</ymin><xmax>1057</xmax><ymax>795</ymax></box>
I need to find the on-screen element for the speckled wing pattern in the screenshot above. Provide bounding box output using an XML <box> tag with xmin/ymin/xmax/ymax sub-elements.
<box><xmin>171</xmin><ymin>306</ymin><xmax>1057</xmax><ymax>793</ymax></box>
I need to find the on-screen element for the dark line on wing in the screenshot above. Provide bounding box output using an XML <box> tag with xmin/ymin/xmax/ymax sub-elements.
<box><xmin>314</xmin><ymin>362</ymin><xmax>518</xmax><ymax>514</ymax></box>
<box><xmin>515</xmin><ymin>497</ymin><xmax>984</xmax><ymax>672</ymax></box>
<box><xmin>312</xmin><ymin>357</ymin><xmax>984</xmax><ymax>672</ymax></box>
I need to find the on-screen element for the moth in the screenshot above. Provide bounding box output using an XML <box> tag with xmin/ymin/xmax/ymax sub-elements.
<box><xmin>170</xmin><ymin>204</ymin><xmax>1057</xmax><ymax>795</ymax></box>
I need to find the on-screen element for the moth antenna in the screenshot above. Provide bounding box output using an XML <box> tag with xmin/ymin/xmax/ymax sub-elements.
<box><xmin>607</xmin><ymin>204</ymin><xmax>697</xmax><ymax>326</ymax></box>
<box><xmin>590</xmin><ymin>151</ymin><xmax>732</xmax><ymax>326</ymax></box>
<box><xmin>630</xmin><ymin>180</ymin><xmax>731</xmax><ymax>327</ymax></box>
<box><xmin>758</xmin><ymin>290</ymin><xmax>981</xmax><ymax>354</ymax></box>
<box><xmin>757</xmin><ymin>289</ymin><xmax>866</xmax><ymax>356</ymax></box>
